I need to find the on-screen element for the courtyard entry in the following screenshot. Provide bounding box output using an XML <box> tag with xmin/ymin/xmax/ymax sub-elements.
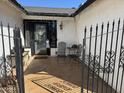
<box><xmin>24</xmin><ymin>19</ymin><xmax>124</xmax><ymax>93</ymax></box>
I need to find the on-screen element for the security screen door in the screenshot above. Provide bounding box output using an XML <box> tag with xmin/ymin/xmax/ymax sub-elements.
<box><xmin>34</xmin><ymin>24</ymin><xmax>47</xmax><ymax>55</ymax></box>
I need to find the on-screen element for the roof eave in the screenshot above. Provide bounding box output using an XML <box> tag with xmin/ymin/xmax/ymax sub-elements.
<box><xmin>27</xmin><ymin>12</ymin><xmax>72</xmax><ymax>17</ymax></box>
<box><xmin>72</xmin><ymin>0</ymin><xmax>96</xmax><ymax>17</ymax></box>
<box><xmin>8</xmin><ymin>0</ymin><xmax>28</xmax><ymax>14</ymax></box>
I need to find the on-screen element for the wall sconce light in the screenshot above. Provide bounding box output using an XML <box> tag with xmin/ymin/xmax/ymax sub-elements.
<box><xmin>60</xmin><ymin>21</ymin><xmax>63</xmax><ymax>30</ymax></box>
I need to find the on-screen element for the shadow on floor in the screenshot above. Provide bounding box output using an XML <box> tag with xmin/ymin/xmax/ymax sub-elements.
<box><xmin>24</xmin><ymin>57</ymin><xmax>116</xmax><ymax>93</ymax></box>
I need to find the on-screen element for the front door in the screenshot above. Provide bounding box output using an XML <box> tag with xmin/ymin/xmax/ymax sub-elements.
<box><xmin>34</xmin><ymin>24</ymin><xmax>47</xmax><ymax>55</ymax></box>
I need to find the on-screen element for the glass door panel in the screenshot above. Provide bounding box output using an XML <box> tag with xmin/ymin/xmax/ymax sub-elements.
<box><xmin>34</xmin><ymin>24</ymin><xmax>47</xmax><ymax>55</ymax></box>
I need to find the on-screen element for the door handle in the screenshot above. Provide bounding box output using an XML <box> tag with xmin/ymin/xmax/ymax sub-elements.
<box><xmin>34</xmin><ymin>40</ymin><xmax>38</xmax><ymax>42</ymax></box>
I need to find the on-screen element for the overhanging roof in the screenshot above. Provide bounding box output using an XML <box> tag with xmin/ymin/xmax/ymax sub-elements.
<box><xmin>25</xmin><ymin>7</ymin><xmax>76</xmax><ymax>17</ymax></box>
<box><xmin>8</xmin><ymin>0</ymin><xmax>96</xmax><ymax>17</ymax></box>
<box><xmin>27</xmin><ymin>12</ymin><xmax>72</xmax><ymax>17</ymax></box>
<box><xmin>73</xmin><ymin>0</ymin><xmax>96</xmax><ymax>16</ymax></box>
<box><xmin>8</xmin><ymin>0</ymin><xmax>28</xmax><ymax>14</ymax></box>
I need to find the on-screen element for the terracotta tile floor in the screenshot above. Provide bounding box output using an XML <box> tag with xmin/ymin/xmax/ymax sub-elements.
<box><xmin>24</xmin><ymin>56</ymin><xmax>116</xmax><ymax>93</ymax></box>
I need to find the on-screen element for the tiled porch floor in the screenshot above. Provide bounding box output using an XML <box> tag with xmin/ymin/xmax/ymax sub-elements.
<box><xmin>24</xmin><ymin>56</ymin><xmax>116</xmax><ymax>93</ymax></box>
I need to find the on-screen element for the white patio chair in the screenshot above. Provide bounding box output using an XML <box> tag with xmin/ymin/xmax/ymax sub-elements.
<box><xmin>56</xmin><ymin>42</ymin><xmax>66</xmax><ymax>62</ymax></box>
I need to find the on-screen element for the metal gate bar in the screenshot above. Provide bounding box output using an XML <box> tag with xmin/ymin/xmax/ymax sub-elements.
<box><xmin>106</xmin><ymin>20</ymin><xmax>115</xmax><ymax>93</ymax></box>
<box><xmin>101</xmin><ymin>22</ymin><xmax>109</xmax><ymax>93</ymax></box>
<box><xmin>109</xmin><ymin>20</ymin><xmax>120</xmax><ymax>93</ymax></box>
<box><xmin>1</xmin><ymin>22</ymin><xmax>7</xmax><ymax>86</ymax></box>
<box><xmin>8</xmin><ymin>24</ymin><xmax>13</xmax><ymax>77</ymax></box>
<box><xmin>81</xmin><ymin>28</ymin><xmax>86</xmax><ymax>93</ymax></box>
<box><xmin>87</xmin><ymin>25</ymin><xmax>93</xmax><ymax>93</ymax></box>
<box><xmin>96</xmin><ymin>23</ymin><xmax>104</xmax><ymax>93</ymax></box>
<box><xmin>14</xmin><ymin>28</ymin><xmax>25</xmax><ymax>93</ymax></box>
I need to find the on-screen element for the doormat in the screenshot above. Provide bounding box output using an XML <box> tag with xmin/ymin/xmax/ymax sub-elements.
<box><xmin>31</xmin><ymin>76</ymin><xmax>81</xmax><ymax>93</ymax></box>
<box><xmin>35</xmin><ymin>56</ymin><xmax>48</xmax><ymax>59</ymax></box>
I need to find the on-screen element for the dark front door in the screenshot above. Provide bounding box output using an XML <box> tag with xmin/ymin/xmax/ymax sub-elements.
<box><xmin>34</xmin><ymin>24</ymin><xmax>47</xmax><ymax>55</ymax></box>
<box><xmin>24</xmin><ymin>20</ymin><xmax>57</xmax><ymax>56</ymax></box>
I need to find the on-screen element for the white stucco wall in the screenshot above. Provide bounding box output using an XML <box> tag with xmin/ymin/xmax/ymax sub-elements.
<box><xmin>23</xmin><ymin>15</ymin><xmax>77</xmax><ymax>56</ymax></box>
<box><xmin>75</xmin><ymin>0</ymin><xmax>124</xmax><ymax>92</ymax></box>
<box><xmin>75</xmin><ymin>0</ymin><xmax>124</xmax><ymax>43</ymax></box>
<box><xmin>0</xmin><ymin>1</ymin><xmax>23</xmax><ymax>57</ymax></box>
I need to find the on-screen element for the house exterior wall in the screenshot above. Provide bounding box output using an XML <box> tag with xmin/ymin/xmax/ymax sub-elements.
<box><xmin>75</xmin><ymin>0</ymin><xmax>124</xmax><ymax>43</ymax></box>
<box><xmin>75</xmin><ymin>0</ymin><xmax>124</xmax><ymax>92</ymax></box>
<box><xmin>0</xmin><ymin>1</ymin><xmax>24</xmax><ymax>57</ymax></box>
<box><xmin>23</xmin><ymin>15</ymin><xmax>77</xmax><ymax>56</ymax></box>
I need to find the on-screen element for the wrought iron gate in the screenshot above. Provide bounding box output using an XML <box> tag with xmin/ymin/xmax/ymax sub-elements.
<box><xmin>0</xmin><ymin>22</ymin><xmax>25</xmax><ymax>93</ymax></box>
<box><xmin>81</xmin><ymin>19</ymin><xmax>124</xmax><ymax>93</ymax></box>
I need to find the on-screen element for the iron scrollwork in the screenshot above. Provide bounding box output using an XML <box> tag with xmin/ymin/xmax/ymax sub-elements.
<box><xmin>85</xmin><ymin>51</ymin><xmax>116</xmax><ymax>74</ymax></box>
<box><xmin>120</xmin><ymin>47</ymin><xmax>124</xmax><ymax>70</ymax></box>
<box><xmin>85</xmin><ymin>55</ymin><xmax>103</xmax><ymax>74</ymax></box>
<box><xmin>105</xmin><ymin>51</ymin><xmax>115</xmax><ymax>73</ymax></box>
<box><xmin>0</xmin><ymin>56</ymin><xmax>11</xmax><ymax>79</ymax></box>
